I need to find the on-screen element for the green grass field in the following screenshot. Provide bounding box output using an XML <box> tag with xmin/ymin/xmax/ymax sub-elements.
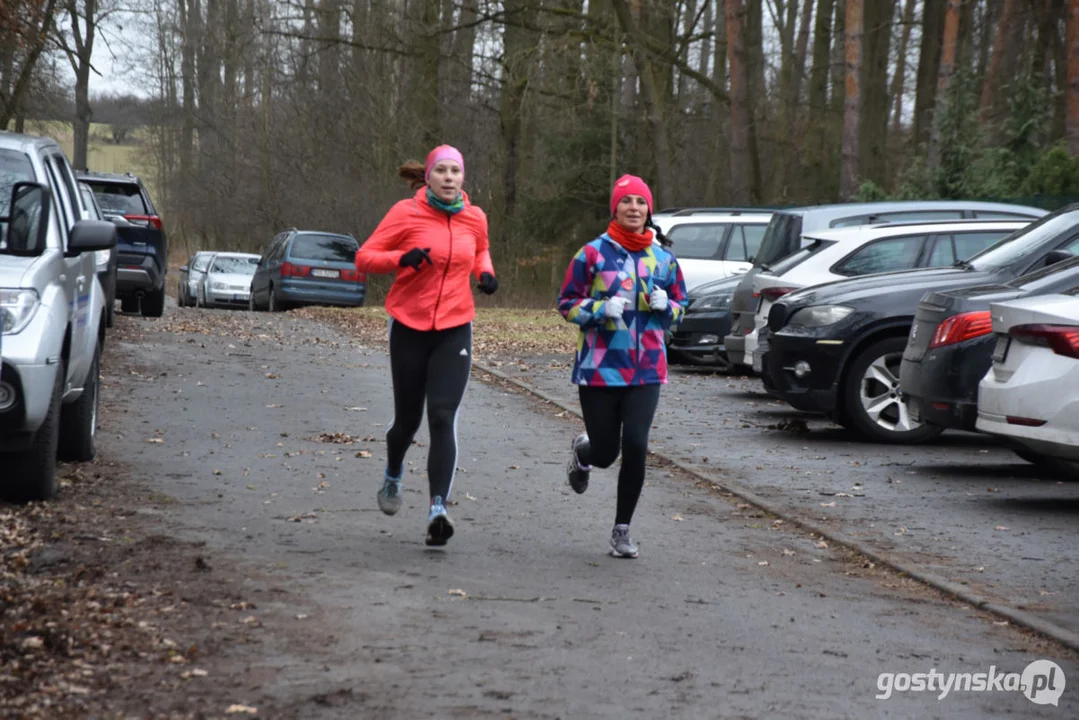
<box><xmin>23</xmin><ymin>120</ymin><xmax>161</xmax><ymax>203</ymax></box>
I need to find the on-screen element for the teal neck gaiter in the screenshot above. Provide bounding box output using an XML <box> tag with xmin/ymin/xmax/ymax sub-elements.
<box><xmin>426</xmin><ymin>187</ymin><xmax>465</xmax><ymax>215</ymax></box>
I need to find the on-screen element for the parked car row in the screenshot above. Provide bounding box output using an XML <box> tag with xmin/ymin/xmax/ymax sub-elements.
<box><xmin>670</xmin><ymin>198</ymin><xmax>1077</xmax><ymax>475</ymax></box>
<box><xmin>178</xmin><ymin>230</ymin><xmax>366</xmax><ymax>312</ymax></box>
<box><xmin>1</xmin><ymin>131</ymin><xmax>119</xmax><ymax>502</ymax></box>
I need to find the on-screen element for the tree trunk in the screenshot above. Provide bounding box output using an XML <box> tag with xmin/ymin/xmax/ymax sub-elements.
<box><xmin>744</xmin><ymin>0</ymin><xmax>763</xmax><ymax>201</ymax></box>
<box><xmin>805</xmin><ymin>0</ymin><xmax>834</xmax><ymax>198</ymax></box>
<box><xmin>68</xmin><ymin>0</ymin><xmax>97</xmax><ymax>171</ymax></box>
<box><xmin>1068</xmin><ymin>0</ymin><xmax>1079</xmax><ymax>154</ymax></box>
<box><xmin>726</xmin><ymin>0</ymin><xmax>750</xmax><ymax>204</ymax></box>
<box><xmin>979</xmin><ymin>0</ymin><xmax>1019</xmax><ymax>122</ymax></box>
<box><xmin>708</xmin><ymin>0</ymin><xmax>728</xmax><ymax>202</ymax></box>
<box><xmin>792</xmin><ymin>0</ymin><xmax>814</xmax><ymax>103</ymax></box>
<box><xmin>859</xmin><ymin>0</ymin><xmax>893</xmax><ymax>189</ymax></box>
<box><xmin>890</xmin><ymin>0</ymin><xmax>916</xmax><ymax>133</ymax></box>
<box><xmin>611</xmin><ymin>0</ymin><xmax>674</xmax><ymax>207</ymax></box>
<box><xmin>912</xmin><ymin>0</ymin><xmax>945</xmax><ymax>152</ymax></box>
<box><xmin>499</xmin><ymin>0</ymin><xmax>535</xmax><ymax>225</ymax></box>
<box><xmin>928</xmin><ymin>0</ymin><xmax>961</xmax><ymax>170</ymax></box>
<box><xmin>180</xmin><ymin>0</ymin><xmax>196</xmax><ymax>190</ymax></box>
<box><xmin>411</xmin><ymin>0</ymin><xmax>441</xmax><ymax>148</ymax></box>
<box><xmin>840</xmin><ymin>0</ymin><xmax>863</xmax><ymax>199</ymax></box>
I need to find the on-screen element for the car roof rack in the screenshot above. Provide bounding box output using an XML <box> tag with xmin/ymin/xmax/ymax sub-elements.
<box><xmin>654</xmin><ymin>207</ymin><xmax>774</xmax><ymax>217</ymax></box>
<box><xmin>861</xmin><ymin>217</ymin><xmax>1032</xmax><ymax>228</ymax></box>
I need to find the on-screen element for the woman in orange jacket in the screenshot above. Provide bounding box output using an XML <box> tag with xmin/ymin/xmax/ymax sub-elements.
<box><xmin>355</xmin><ymin>145</ymin><xmax>497</xmax><ymax>547</ymax></box>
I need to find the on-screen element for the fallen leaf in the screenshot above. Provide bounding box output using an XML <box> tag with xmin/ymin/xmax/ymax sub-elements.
<box><xmin>757</xmin><ymin>561</ymin><xmax>769</xmax><ymax>566</ymax></box>
<box><xmin>265</xmin><ymin>373</ymin><xmax>279</xmax><ymax>379</ymax></box>
<box><xmin>147</xmin><ymin>438</ymin><xmax>164</xmax><ymax>444</ymax></box>
<box><xmin>782</xmin><ymin>549</ymin><xmax>795</xmax><ymax>556</ymax></box>
<box><xmin>994</xmin><ymin>525</ymin><xmax>1009</xmax><ymax>531</ymax></box>
<box><xmin>820</xmin><ymin>501</ymin><xmax>836</xmax><ymax>508</ymax></box>
<box><xmin>225</xmin><ymin>706</ymin><xmax>258</xmax><ymax>715</ymax></box>
<box><xmin>355</xmin><ymin>450</ymin><xmax>372</xmax><ymax>458</ymax></box>
<box><xmin>448</xmin><ymin>589</ymin><xmax>467</xmax><ymax>598</ymax></box>
<box><xmin>213</xmin><ymin>469</ymin><xmax>223</xmax><ymax>476</ymax></box>
<box><xmin>671</xmin><ymin>514</ymin><xmax>684</xmax><ymax>522</ymax></box>
<box><xmin>815</xmin><ymin>540</ymin><xmax>829</xmax><ymax>549</ymax></box>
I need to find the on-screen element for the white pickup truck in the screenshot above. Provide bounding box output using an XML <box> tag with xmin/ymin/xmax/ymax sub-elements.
<box><xmin>0</xmin><ymin>131</ymin><xmax>116</xmax><ymax>502</ymax></box>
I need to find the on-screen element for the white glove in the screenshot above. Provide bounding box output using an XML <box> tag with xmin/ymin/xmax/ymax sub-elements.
<box><xmin>603</xmin><ymin>296</ymin><xmax>630</xmax><ymax>319</ymax></box>
<box><xmin>649</xmin><ymin>287</ymin><xmax>669</xmax><ymax>312</ymax></box>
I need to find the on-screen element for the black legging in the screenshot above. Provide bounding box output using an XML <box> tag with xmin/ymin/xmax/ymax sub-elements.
<box><xmin>386</xmin><ymin>320</ymin><xmax>472</xmax><ymax>502</ymax></box>
<box><xmin>577</xmin><ymin>385</ymin><xmax>661</xmax><ymax>525</ymax></box>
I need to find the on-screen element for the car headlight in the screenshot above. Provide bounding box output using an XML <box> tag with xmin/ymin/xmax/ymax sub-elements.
<box><xmin>0</xmin><ymin>288</ymin><xmax>41</xmax><ymax>335</ymax></box>
<box><xmin>212</xmin><ymin>281</ymin><xmax>227</xmax><ymax>290</ymax></box>
<box><xmin>691</xmin><ymin>293</ymin><xmax>732</xmax><ymax>311</ymax></box>
<box><xmin>789</xmin><ymin>305</ymin><xmax>854</xmax><ymax>327</ymax></box>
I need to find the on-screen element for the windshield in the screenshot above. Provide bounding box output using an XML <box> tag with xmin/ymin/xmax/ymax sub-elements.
<box><xmin>754</xmin><ymin>213</ymin><xmax>803</xmax><ymax>267</ymax></box>
<box><xmin>210</xmin><ymin>255</ymin><xmax>259</xmax><ymax>274</ymax></box>
<box><xmin>0</xmin><ymin>149</ymin><xmax>34</xmax><ymax>216</ymax></box>
<box><xmin>1008</xmin><ymin>255</ymin><xmax>1079</xmax><ymax>289</ymax></box>
<box><xmin>87</xmin><ymin>181</ymin><xmax>147</xmax><ymax>216</ymax></box>
<box><xmin>967</xmin><ymin>211</ymin><xmax>1078</xmax><ymax>272</ymax></box>
<box><xmin>289</xmin><ymin>234</ymin><xmax>359</xmax><ymax>262</ymax></box>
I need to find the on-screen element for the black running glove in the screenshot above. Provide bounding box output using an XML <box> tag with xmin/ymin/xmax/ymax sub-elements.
<box><xmin>478</xmin><ymin>272</ymin><xmax>499</xmax><ymax>295</ymax></box>
<box><xmin>399</xmin><ymin>247</ymin><xmax>433</xmax><ymax>270</ymax></box>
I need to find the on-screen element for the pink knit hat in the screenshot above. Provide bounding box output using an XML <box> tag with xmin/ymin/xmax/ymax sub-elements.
<box><xmin>610</xmin><ymin>174</ymin><xmax>653</xmax><ymax>217</ymax></box>
<box><xmin>425</xmin><ymin>145</ymin><xmax>465</xmax><ymax>182</ymax></box>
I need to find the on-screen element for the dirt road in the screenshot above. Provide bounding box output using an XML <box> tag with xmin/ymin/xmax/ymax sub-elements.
<box><xmin>3</xmin><ymin>305</ymin><xmax>1076</xmax><ymax>718</ymax></box>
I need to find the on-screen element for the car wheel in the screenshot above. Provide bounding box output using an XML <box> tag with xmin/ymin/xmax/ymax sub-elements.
<box><xmin>269</xmin><ymin>287</ymin><xmax>279</xmax><ymax>312</ymax></box>
<box><xmin>1012</xmin><ymin>449</ymin><xmax>1079</xmax><ymax>478</ymax></box>
<box><xmin>141</xmin><ymin>287</ymin><xmax>166</xmax><ymax>317</ymax></box>
<box><xmin>58</xmin><ymin>345</ymin><xmax>100</xmax><ymax>462</ymax></box>
<box><xmin>177</xmin><ymin>285</ymin><xmax>186</xmax><ymax>307</ymax></box>
<box><xmin>121</xmin><ymin>296</ymin><xmax>139</xmax><ymax>313</ymax></box>
<box><xmin>842</xmin><ymin>336</ymin><xmax>945</xmax><ymax>444</ymax></box>
<box><xmin>4</xmin><ymin>364</ymin><xmax>63</xmax><ymax>502</ymax></box>
<box><xmin>106</xmin><ymin>302</ymin><xmax>115</xmax><ymax>328</ymax></box>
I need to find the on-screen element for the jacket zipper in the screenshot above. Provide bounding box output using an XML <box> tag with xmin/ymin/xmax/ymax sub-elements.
<box><xmin>632</xmin><ymin>249</ymin><xmax>641</xmax><ymax>384</ymax></box>
<box><xmin>432</xmin><ymin>214</ymin><xmax>453</xmax><ymax>330</ymax></box>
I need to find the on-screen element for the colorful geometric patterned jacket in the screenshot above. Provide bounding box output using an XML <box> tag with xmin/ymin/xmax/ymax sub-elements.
<box><xmin>558</xmin><ymin>234</ymin><xmax>687</xmax><ymax>386</ymax></box>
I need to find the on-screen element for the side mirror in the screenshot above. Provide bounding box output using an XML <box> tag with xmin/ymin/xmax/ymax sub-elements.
<box><xmin>3</xmin><ymin>182</ymin><xmax>51</xmax><ymax>256</ymax></box>
<box><xmin>66</xmin><ymin>219</ymin><xmax>117</xmax><ymax>256</ymax></box>
<box><xmin>1045</xmin><ymin>249</ymin><xmax>1074</xmax><ymax>266</ymax></box>
<box><xmin>179</xmin><ymin>265</ymin><xmax>189</xmax><ymax>273</ymax></box>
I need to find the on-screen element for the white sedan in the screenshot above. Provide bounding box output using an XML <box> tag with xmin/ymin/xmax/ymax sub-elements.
<box><xmin>199</xmin><ymin>252</ymin><xmax>261</xmax><ymax>308</ymax></box>
<box><xmin>976</xmin><ymin>293</ymin><xmax>1079</xmax><ymax>471</ymax></box>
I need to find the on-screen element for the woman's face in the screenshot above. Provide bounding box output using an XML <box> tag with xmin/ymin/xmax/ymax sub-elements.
<box><xmin>427</xmin><ymin>161</ymin><xmax>464</xmax><ymax>202</ymax></box>
<box><xmin>615</xmin><ymin>194</ymin><xmax>649</xmax><ymax>233</ymax></box>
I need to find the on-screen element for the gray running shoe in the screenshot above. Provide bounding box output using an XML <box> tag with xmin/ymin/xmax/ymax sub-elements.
<box><xmin>610</xmin><ymin>524</ymin><xmax>639</xmax><ymax>558</ymax></box>
<box><xmin>425</xmin><ymin>496</ymin><xmax>455</xmax><ymax>546</ymax></box>
<box><xmin>377</xmin><ymin>469</ymin><xmax>403</xmax><ymax>516</ymax></box>
<box><xmin>566</xmin><ymin>433</ymin><xmax>592</xmax><ymax>494</ymax></box>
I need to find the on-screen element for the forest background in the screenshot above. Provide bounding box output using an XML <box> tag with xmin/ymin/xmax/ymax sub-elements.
<box><xmin>5</xmin><ymin>0</ymin><xmax>1079</xmax><ymax>302</ymax></box>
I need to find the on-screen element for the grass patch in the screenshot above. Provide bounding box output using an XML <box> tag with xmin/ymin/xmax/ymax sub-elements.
<box><xmin>293</xmin><ymin>305</ymin><xmax>577</xmax><ymax>362</ymax></box>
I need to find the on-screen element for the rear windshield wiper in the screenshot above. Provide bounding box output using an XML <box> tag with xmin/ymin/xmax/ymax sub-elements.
<box><xmin>953</xmin><ymin>259</ymin><xmax>975</xmax><ymax>270</ymax></box>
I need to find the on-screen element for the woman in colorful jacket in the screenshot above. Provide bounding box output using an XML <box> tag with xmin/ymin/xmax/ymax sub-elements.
<box><xmin>557</xmin><ymin>174</ymin><xmax>687</xmax><ymax>558</ymax></box>
<box><xmin>355</xmin><ymin>144</ymin><xmax>498</xmax><ymax>547</ymax></box>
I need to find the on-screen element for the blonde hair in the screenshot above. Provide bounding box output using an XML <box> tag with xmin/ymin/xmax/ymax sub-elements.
<box><xmin>398</xmin><ymin>162</ymin><xmax>426</xmax><ymax>191</ymax></box>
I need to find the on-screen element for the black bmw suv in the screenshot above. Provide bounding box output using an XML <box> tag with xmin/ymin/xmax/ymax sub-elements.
<box><xmin>763</xmin><ymin>206</ymin><xmax>1079</xmax><ymax>444</ymax></box>
<box><xmin>76</xmin><ymin>170</ymin><xmax>168</xmax><ymax>317</ymax></box>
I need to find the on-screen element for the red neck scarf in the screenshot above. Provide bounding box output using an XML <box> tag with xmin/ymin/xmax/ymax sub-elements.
<box><xmin>606</xmin><ymin>220</ymin><xmax>654</xmax><ymax>252</ymax></box>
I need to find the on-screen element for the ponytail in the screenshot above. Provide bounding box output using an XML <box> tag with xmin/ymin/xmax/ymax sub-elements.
<box><xmin>646</xmin><ymin>215</ymin><xmax>672</xmax><ymax>247</ymax></box>
<box><xmin>398</xmin><ymin>162</ymin><xmax>425</xmax><ymax>191</ymax></box>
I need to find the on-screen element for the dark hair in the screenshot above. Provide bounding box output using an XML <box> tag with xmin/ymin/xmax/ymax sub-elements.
<box><xmin>399</xmin><ymin>162</ymin><xmax>425</xmax><ymax>191</ymax></box>
<box><xmin>646</xmin><ymin>214</ymin><xmax>672</xmax><ymax>247</ymax></box>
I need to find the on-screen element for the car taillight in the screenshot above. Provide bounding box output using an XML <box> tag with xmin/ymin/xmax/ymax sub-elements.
<box><xmin>928</xmin><ymin>311</ymin><xmax>993</xmax><ymax>349</ymax></box>
<box><xmin>340</xmin><ymin>269</ymin><xmax>366</xmax><ymax>282</ymax></box>
<box><xmin>280</xmin><ymin>261</ymin><xmax>310</xmax><ymax>278</ymax></box>
<box><xmin>1010</xmin><ymin>323</ymin><xmax>1079</xmax><ymax>359</ymax></box>
<box><xmin>123</xmin><ymin>214</ymin><xmax>163</xmax><ymax>231</ymax></box>
<box><xmin>760</xmin><ymin>286</ymin><xmax>798</xmax><ymax>301</ymax></box>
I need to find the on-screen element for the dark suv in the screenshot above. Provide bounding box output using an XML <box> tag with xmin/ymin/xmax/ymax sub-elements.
<box><xmin>76</xmin><ymin>170</ymin><xmax>168</xmax><ymax>317</ymax></box>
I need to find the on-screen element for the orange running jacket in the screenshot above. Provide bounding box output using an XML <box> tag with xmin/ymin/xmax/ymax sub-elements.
<box><xmin>355</xmin><ymin>188</ymin><xmax>496</xmax><ymax>331</ymax></box>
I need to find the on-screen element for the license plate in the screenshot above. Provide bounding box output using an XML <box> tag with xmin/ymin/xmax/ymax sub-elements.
<box><xmin>312</xmin><ymin>268</ymin><xmax>340</xmax><ymax>278</ymax></box>
<box><xmin>991</xmin><ymin>336</ymin><xmax>1011</xmax><ymax>364</ymax></box>
<box><xmin>752</xmin><ymin>351</ymin><xmax>763</xmax><ymax>373</ymax></box>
